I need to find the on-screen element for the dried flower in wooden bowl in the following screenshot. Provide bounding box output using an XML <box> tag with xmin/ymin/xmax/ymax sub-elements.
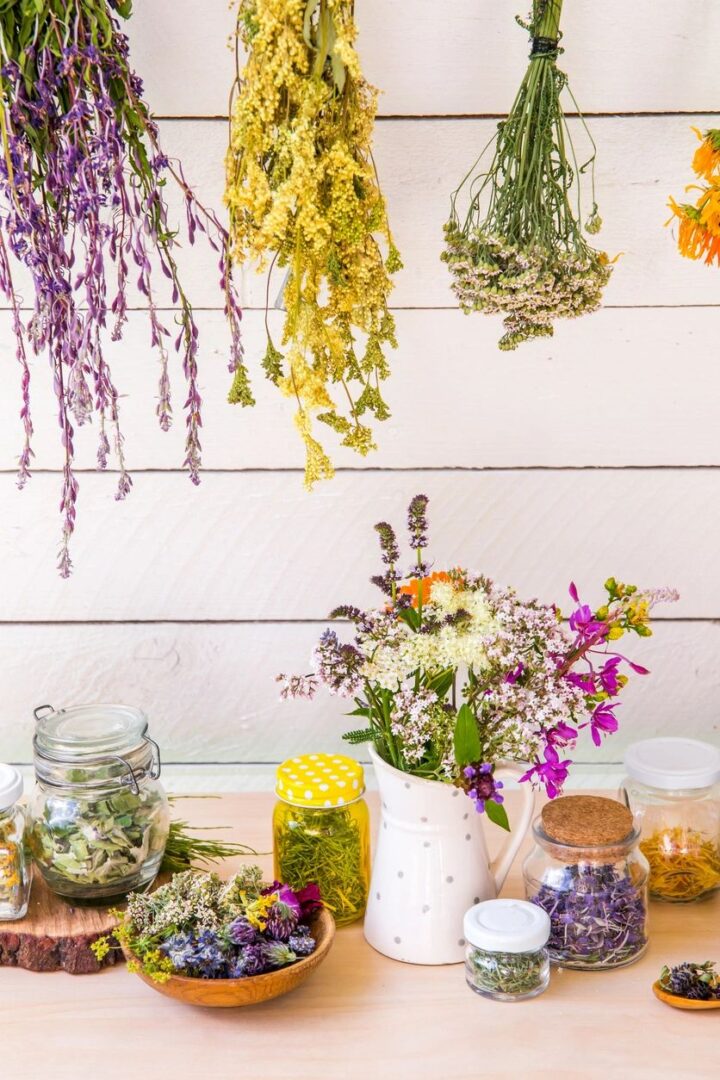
<box><xmin>92</xmin><ymin>866</ymin><xmax>335</xmax><ymax>1007</ymax></box>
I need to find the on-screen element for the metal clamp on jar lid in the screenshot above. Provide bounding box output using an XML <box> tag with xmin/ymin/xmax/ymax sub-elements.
<box><xmin>33</xmin><ymin>703</ymin><xmax>161</xmax><ymax>793</ymax></box>
<box><xmin>464</xmin><ymin>898</ymin><xmax>550</xmax><ymax>954</ymax></box>
<box><xmin>624</xmin><ymin>737</ymin><xmax>720</xmax><ymax>790</ymax></box>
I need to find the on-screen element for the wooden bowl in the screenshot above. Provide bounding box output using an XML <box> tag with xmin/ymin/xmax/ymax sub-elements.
<box><xmin>652</xmin><ymin>981</ymin><xmax>720</xmax><ymax>1011</ymax></box>
<box><xmin>122</xmin><ymin>908</ymin><xmax>335</xmax><ymax>1008</ymax></box>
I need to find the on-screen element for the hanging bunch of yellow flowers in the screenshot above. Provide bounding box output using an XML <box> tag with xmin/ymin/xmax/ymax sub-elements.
<box><xmin>667</xmin><ymin>128</ymin><xmax>720</xmax><ymax>266</ymax></box>
<box><xmin>225</xmin><ymin>0</ymin><xmax>402</xmax><ymax>487</ymax></box>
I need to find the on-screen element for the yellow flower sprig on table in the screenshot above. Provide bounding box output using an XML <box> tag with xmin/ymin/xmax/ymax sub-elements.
<box><xmin>668</xmin><ymin>128</ymin><xmax>720</xmax><ymax>266</ymax></box>
<box><xmin>225</xmin><ymin>0</ymin><xmax>401</xmax><ymax>487</ymax></box>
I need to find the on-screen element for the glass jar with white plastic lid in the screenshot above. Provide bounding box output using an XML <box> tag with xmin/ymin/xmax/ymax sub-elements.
<box><xmin>620</xmin><ymin>737</ymin><xmax>720</xmax><ymax>903</ymax></box>
<box><xmin>29</xmin><ymin>704</ymin><xmax>169</xmax><ymax>904</ymax></box>
<box><xmin>0</xmin><ymin>764</ymin><xmax>31</xmax><ymax>920</ymax></box>
<box><xmin>464</xmin><ymin>898</ymin><xmax>551</xmax><ymax>1001</ymax></box>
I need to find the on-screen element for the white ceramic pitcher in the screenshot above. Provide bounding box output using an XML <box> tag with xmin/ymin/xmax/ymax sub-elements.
<box><xmin>364</xmin><ymin>747</ymin><xmax>535</xmax><ymax>965</ymax></box>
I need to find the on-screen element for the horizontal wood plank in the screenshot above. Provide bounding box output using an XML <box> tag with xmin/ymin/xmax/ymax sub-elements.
<box><xmin>0</xmin><ymin>467</ymin><xmax>713</xmax><ymax>617</ymax></box>
<box><xmin>125</xmin><ymin>1</ymin><xmax>720</xmax><ymax>117</ymax></box>
<box><xmin>3</xmin><ymin>117</ymin><xmax>719</xmax><ymax>313</ymax></box>
<box><xmin>2</xmin><ymin>307</ymin><xmax>719</xmax><ymax>473</ymax></box>
<box><xmin>0</xmin><ymin>621</ymin><xmax>716</xmax><ymax>766</ymax></box>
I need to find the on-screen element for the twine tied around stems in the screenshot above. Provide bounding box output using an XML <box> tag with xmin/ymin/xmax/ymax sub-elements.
<box><xmin>530</xmin><ymin>36</ymin><xmax>559</xmax><ymax>59</ymax></box>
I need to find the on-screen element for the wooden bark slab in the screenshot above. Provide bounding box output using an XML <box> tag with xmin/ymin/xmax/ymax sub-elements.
<box><xmin>0</xmin><ymin>873</ymin><xmax>120</xmax><ymax>975</ymax></box>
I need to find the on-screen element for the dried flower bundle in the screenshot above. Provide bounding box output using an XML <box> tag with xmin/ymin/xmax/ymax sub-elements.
<box><xmin>442</xmin><ymin>0</ymin><xmax>612</xmax><ymax>349</ymax></box>
<box><xmin>225</xmin><ymin>0</ymin><xmax>401</xmax><ymax>487</ymax></box>
<box><xmin>278</xmin><ymin>494</ymin><xmax>677</xmax><ymax>826</ymax></box>
<box><xmin>668</xmin><ymin>128</ymin><xmax>720</xmax><ymax>265</ymax></box>
<box><xmin>92</xmin><ymin>868</ymin><xmax>323</xmax><ymax>982</ymax></box>
<box><xmin>0</xmin><ymin>0</ymin><xmax>244</xmax><ymax>574</ymax></box>
<box><xmin>659</xmin><ymin>960</ymin><xmax>720</xmax><ymax>1002</ymax></box>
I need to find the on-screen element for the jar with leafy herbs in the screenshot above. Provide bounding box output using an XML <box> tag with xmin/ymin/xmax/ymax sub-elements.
<box><xmin>29</xmin><ymin>705</ymin><xmax>169</xmax><ymax>904</ymax></box>
<box><xmin>0</xmin><ymin>764</ymin><xmax>31</xmax><ymax>920</ymax></box>
<box><xmin>523</xmin><ymin>795</ymin><xmax>649</xmax><ymax>970</ymax></box>
<box><xmin>464</xmin><ymin>898</ymin><xmax>551</xmax><ymax>1002</ymax></box>
<box><xmin>273</xmin><ymin>754</ymin><xmax>370</xmax><ymax>927</ymax></box>
<box><xmin>620</xmin><ymin>737</ymin><xmax>720</xmax><ymax>903</ymax></box>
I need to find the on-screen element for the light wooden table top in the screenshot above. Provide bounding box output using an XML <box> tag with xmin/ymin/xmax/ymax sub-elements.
<box><xmin>2</xmin><ymin>791</ymin><xmax>718</xmax><ymax>1079</ymax></box>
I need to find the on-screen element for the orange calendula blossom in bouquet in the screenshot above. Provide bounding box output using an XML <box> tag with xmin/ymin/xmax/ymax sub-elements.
<box><xmin>668</xmin><ymin>129</ymin><xmax>720</xmax><ymax>265</ymax></box>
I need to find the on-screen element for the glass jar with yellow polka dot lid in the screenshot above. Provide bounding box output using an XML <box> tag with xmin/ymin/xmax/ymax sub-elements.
<box><xmin>273</xmin><ymin>754</ymin><xmax>370</xmax><ymax>926</ymax></box>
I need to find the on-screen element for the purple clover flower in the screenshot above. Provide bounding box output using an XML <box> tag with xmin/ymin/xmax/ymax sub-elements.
<box><xmin>226</xmin><ymin>917</ymin><xmax>259</xmax><ymax>947</ymax></box>
<box><xmin>230</xmin><ymin>944</ymin><xmax>267</xmax><ymax>978</ymax></box>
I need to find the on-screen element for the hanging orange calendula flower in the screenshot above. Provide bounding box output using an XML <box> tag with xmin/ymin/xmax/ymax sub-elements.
<box><xmin>667</xmin><ymin>129</ymin><xmax>720</xmax><ymax>266</ymax></box>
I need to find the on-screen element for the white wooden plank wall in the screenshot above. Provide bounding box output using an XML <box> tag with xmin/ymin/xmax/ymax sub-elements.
<box><xmin>2</xmin><ymin>2</ymin><xmax>719</xmax><ymax>792</ymax></box>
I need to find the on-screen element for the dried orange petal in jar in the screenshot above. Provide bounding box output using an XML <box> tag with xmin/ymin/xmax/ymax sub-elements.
<box><xmin>0</xmin><ymin>764</ymin><xmax>31</xmax><ymax>920</ymax></box>
<box><xmin>620</xmin><ymin>737</ymin><xmax>720</xmax><ymax>903</ymax></box>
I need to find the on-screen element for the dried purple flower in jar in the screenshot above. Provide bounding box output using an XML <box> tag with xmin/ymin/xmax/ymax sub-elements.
<box><xmin>531</xmin><ymin>863</ymin><xmax>648</xmax><ymax>969</ymax></box>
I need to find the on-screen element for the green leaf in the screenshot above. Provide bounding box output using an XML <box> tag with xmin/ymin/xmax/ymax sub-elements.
<box><xmin>342</xmin><ymin>728</ymin><xmax>374</xmax><ymax>745</ymax></box>
<box><xmin>484</xmin><ymin>799</ymin><xmax>511</xmax><ymax>832</ymax></box>
<box><xmin>303</xmin><ymin>0</ymin><xmax>320</xmax><ymax>47</ymax></box>
<box><xmin>453</xmin><ymin>704</ymin><xmax>481</xmax><ymax>766</ymax></box>
<box><xmin>398</xmin><ymin>607</ymin><xmax>420</xmax><ymax>631</ymax></box>
<box><xmin>330</xmin><ymin>49</ymin><xmax>346</xmax><ymax>93</ymax></box>
<box><xmin>427</xmin><ymin>667</ymin><xmax>454</xmax><ymax>700</ymax></box>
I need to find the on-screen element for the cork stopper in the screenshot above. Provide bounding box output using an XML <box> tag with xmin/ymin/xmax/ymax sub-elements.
<box><xmin>536</xmin><ymin>796</ymin><xmax>637</xmax><ymax>863</ymax></box>
<box><xmin>542</xmin><ymin>796</ymin><xmax>633</xmax><ymax>845</ymax></box>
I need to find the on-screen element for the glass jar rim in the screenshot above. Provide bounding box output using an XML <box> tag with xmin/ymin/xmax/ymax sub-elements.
<box><xmin>34</xmin><ymin>703</ymin><xmax>149</xmax><ymax>761</ymax></box>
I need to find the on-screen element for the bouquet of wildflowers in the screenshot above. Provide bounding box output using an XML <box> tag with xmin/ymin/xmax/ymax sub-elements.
<box><xmin>0</xmin><ymin>0</ymin><xmax>245</xmax><ymax>574</ymax></box>
<box><xmin>225</xmin><ymin>0</ymin><xmax>401</xmax><ymax>488</ymax></box>
<box><xmin>668</xmin><ymin>128</ymin><xmax>720</xmax><ymax>265</ymax></box>
<box><xmin>442</xmin><ymin>0</ymin><xmax>612</xmax><ymax>350</ymax></box>
<box><xmin>93</xmin><ymin>867</ymin><xmax>323</xmax><ymax>982</ymax></box>
<box><xmin>279</xmin><ymin>495</ymin><xmax>677</xmax><ymax>829</ymax></box>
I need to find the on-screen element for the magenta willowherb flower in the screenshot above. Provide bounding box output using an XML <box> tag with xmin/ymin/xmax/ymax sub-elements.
<box><xmin>0</xmin><ymin>4</ymin><xmax>247</xmax><ymax>574</ymax></box>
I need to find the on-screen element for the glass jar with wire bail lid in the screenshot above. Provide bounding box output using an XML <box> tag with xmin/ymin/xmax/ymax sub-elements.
<box><xmin>273</xmin><ymin>754</ymin><xmax>370</xmax><ymax>926</ymax></box>
<box><xmin>523</xmin><ymin>795</ymin><xmax>649</xmax><ymax>970</ymax></box>
<box><xmin>619</xmin><ymin>737</ymin><xmax>720</xmax><ymax>903</ymax></box>
<box><xmin>29</xmin><ymin>704</ymin><xmax>170</xmax><ymax>904</ymax></box>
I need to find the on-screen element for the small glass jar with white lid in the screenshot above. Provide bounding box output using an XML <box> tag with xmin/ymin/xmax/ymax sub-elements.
<box><xmin>464</xmin><ymin>898</ymin><xmax>551</xmax><ymax>1002</ymax></box>
<box><xmin>620</xmin><ymin>737</ymin><xmax>720</xmax><ymax>903</ymax></box>
<box><xmin>0</xmin><ymin>764</ymin><xmax>31</xmax><ymax>920</ymax></box>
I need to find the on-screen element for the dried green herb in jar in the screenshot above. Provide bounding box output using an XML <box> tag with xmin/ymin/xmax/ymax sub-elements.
<box><xmin>274</xmin><ymin>803</ymin><xmax>369</xmax><ymax>927</ymax></box>
<box><xmin>30</xmin><ymin>787</ymin><xmax>168</xmax><ymax>899</ymax></box>
<box><xmin>464</xmin><ymin>899</ymin><xmax>551</xmax><ymax>1002</ymax></box>
<box><xmin>273</xmin><ymin>755</ymin><xmax>370</xmax><ymax>927</ymax></box>
<box><xmin>467</xmin><ymin>948</ymin><xmax>549</xmax><ymax>997</ymax></box>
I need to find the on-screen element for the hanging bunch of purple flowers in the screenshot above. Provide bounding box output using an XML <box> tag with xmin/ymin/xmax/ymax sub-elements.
<box><xmin>0</xmin><ymin>0</ymin><xmax>248</xmax><ymax>574</ymax></box>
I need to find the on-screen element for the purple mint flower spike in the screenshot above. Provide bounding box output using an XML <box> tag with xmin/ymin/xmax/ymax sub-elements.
<box><xmin>0</xmin><ymin>9</ymin><xmax>245</xmax><ymax>575</ymax></box>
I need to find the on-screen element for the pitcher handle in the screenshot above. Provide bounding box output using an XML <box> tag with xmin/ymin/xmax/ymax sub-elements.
<box><xmin>490</xmin><ymin>763</ymin><xmax>536</xmax><ymax>894</ymax></box>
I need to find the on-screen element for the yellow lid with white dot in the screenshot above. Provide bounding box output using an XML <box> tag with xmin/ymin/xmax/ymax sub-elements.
<box><xmin>275</xmin><ymin>753</ymin><xmax>366</xmax><ymax>808</ymax></box>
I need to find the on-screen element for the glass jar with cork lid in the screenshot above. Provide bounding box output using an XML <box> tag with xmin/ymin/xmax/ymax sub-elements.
<box><xmin>273</xmin><ymin>753</ymin><xmax>370</xmax><ymax>926</ymax></box>
<box><xmin>522</xmin><ymin>795</ymin><xmax>649</xmax><ymax>970</ymax></box>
